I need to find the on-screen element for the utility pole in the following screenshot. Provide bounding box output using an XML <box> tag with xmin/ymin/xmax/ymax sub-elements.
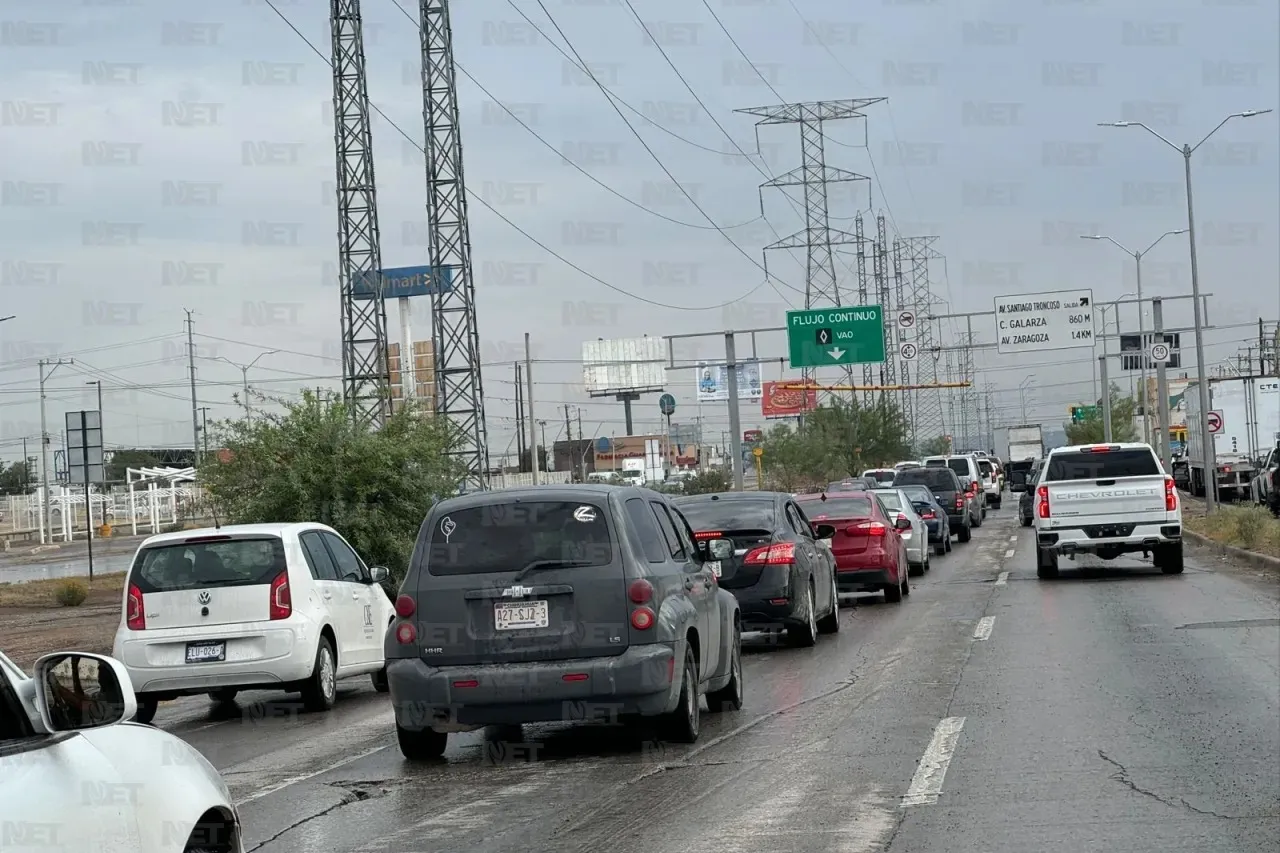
<box><xmin>513</xmin><ymin>362</ymin><xmax>525</xmax><ymax>468</ymax></box>
<box><xmin>577</xmin><ymin>409</ymin><xmax>585</xmax><ymax>480</ymax></box>
<box><xmin>184</xmin><ymin>310</ymin><xmax>200</xmax><ymax>464</ymax></box>
<box><xmin>564</xmin><ymin>404</ymin><xmax>572</xmax><ymax>477</ymax></box>
<box><xmin>524</xmin><ymin>333</ymin><xmax>538</xmax><ymax>485</ymax></box>
<box><xmin>537</xmin><ymin>420</ymin><xmax>548</xmax><ymax>473</ymax></box>
<box><xmin>198</xmin><ymin>408</ymin><xmax>211</xmax><ymax>457</ymax></box>
<box><xmin>38</xmin><ymin>358</ymin><xmax>73</xmax><ymax>544</ymax></box>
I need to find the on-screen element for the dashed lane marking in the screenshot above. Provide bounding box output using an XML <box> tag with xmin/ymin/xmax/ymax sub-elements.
<box><xmin>1003</xmin><ymin>549</ymin><xmax>1015</xmax><ymax>558</ymax></box>
<box><xmin>1008</xmin><ymin>535</ymin><xmax>1017</xmax><ymax>542</ymax></box>
<box><xmin>973</xmin><ymin>617</ymin><xmax>995</xmax><ymax>640</ymax></box>
<box><xmin>901</xmin><ymin>717</ymin><xmax>966</xmax><ymax>807</ymax></box>
<box><xmin>994</xmin><ymin>571</ymin><xmax>1009</xmax><ymax>586</ymax></box>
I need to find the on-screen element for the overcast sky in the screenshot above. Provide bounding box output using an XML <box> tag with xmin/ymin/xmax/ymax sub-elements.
<box><xmin>0</xmin><ymin>0</ymin><xmax>1276</xmax><ymax>463</ymax></box>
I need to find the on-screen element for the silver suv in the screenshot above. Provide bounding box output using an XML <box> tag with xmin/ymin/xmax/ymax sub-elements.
<box><xmin>923</xmin><ymin>454</ymin><xmax>986</xmax><ymax>527</ymax></box>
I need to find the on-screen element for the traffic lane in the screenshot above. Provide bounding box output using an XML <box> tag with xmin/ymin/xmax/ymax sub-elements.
<box><xmin>232</xmin><ymin>517</ymin><xmax>1021</xmax><ymax>853</ymax></box>
<box><xmin>888</xmin><ymin>531</ymin><xmax>1280</xmax><ymax>853</ymax></box>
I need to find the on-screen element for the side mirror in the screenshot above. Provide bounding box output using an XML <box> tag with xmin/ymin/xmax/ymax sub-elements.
<box><xmin>33</xmin><ymin>652</ymin><xmax>136</xmax><ymax>732</ymax></box>
<box><xmin>369</xmin><ymin>566</ymin><xmax>389</xmax><ymax>583</ymax></box>
<box><xmin>895</xmin><ymin>516</ymin><xmax>912</xmax><ymax>531</ymax></box>
<box><xmin>812</xmin><ymin>523</ymin><xmax>836</xmax><ymax>540</ymax></box>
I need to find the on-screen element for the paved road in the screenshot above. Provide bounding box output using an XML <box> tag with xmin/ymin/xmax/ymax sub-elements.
<box><xmin>146</xmin><ymin>510</ymin><xmax>1278</xmax><ymax>853</ymax></box>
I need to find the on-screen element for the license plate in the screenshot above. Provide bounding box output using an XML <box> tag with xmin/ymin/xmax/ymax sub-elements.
<box><xmin>185</xmin><ymin>641</ymin><xmax>225</xmax><ymax>663</ymax></box>
<box><xmin>494</xmin><ymin>600</ymin><xmax>549</xmax><ymax>631</ymax></box>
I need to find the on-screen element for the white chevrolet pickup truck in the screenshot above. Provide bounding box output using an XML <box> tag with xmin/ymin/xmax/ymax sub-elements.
<box><xmin>1032</xmin><ymin>442</ymin><xmax>1183</xmax><ymax>578</ymax></box>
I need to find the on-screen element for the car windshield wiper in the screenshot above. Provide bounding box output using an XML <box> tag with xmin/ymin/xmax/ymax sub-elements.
<box><xmin>509</xmin><ymin>559</ymin><xmax>594</xmax><ymax>583</ymax></box>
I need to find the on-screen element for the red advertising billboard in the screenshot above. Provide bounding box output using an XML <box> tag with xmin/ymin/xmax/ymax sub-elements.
<box><xmin>761</xmin><ymin>382</ymin><xmax>818</xmax><ymax>418</ymax></box>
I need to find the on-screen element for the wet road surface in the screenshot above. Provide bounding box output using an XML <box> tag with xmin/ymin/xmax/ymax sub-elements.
<box><xmin>146</xmin><ymin>510</ymin><xmax>1279</xmax><ymax>853</ymax></box>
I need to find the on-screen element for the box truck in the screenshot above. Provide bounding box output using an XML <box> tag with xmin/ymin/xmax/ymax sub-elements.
<box><xmin>1184</xmin><ymin>377</ymin><xmax>1280</xmax><ymax>500</ymax></box>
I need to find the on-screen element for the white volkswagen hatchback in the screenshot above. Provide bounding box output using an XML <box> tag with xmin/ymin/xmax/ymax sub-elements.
<box><xmin>1</xmin><ymin>647</ymin><xmax>244</xmax><ymax>852</ymax></box>
<box><xmin>112</xmin><ymin>523</ymin><xmax>397</xmax><ymax>724</ymax></box>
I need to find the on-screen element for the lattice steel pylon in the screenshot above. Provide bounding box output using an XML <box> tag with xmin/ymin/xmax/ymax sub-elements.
<box><xmin>331</xmin><ymin>0</ymin><xmax>390</xmax><ymax>427</ymax></box>
<box><xmin>903</xmin><ymin>235</ymin><xmax>943</xmax><ymax>448</ymax></box>
<box><xmin>873</xmin><ymin>214</ymin><xmax>893</xmax><ymax>393</ymax></box>
<box><xmin>419</xmin><ymin>0</ymin><xmax>489</xmax><ymax>490</ymax></box>
<box><xmin>891</xmin><ymin>237</ymin><xmax>908</xmax><ymax>426</ymax></box>
<box><xmin>737</xmin><ymin>100</ymin><xmax>882</xmax><ymax>394</ymax></box>
<box><xmin>855</xmin><ymin>213</ymin><xmax>874</xmax><ymax>405</ymax></box>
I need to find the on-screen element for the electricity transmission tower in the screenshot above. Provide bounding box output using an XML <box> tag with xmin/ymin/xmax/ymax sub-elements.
<box><xmin>419</xmin><ymin>0</ymin><xmax>489</xmax><ymax>490</ymax></box>
<box><xmin>330</xmin><ymin>0</ymin><xmax>391</xmax><ymax>428</ymax></box>
<box><xmin>902</xmin><ymin>235</ymin><xmax>943</xmax><ymax>446</ymax></box>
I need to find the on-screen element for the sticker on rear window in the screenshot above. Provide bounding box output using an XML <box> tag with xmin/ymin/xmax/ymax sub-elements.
<box><xmin>573</xmin><ymin>506</ymin><xmax>597</xmax><ymax>523</ymax></box>
<box><xmin>440</xmin><ymin>516</ymin><xmax>457</xmax><ymax>542</ymax></box>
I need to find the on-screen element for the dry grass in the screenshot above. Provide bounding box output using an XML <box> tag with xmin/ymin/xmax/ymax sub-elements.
<box><xmin>0</xmin><ymin>572</ymin><xmax>125</xmax><ymax>608</ymax></box>
<box><xmin>1185</xmin><ymin>505</ymin><xmax>1280</xmax><ymax>558</ymax></box>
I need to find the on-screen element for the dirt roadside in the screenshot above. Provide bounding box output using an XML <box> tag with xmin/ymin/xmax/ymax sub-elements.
<box><xmin>0</xmin><ymin>576</ymin><xmax>123</xmax><ymax>672</ymax></box>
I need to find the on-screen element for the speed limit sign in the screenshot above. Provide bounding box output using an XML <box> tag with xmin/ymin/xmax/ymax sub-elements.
<box><xmin>899</xmin><ymin>342</ymin><xmax>919</xmax><ymax>361</ymax></box>
<box><xmin>1149</xmin><ymin>342</ymin><xmax>1171</xmax><ymax>363</ymax></box>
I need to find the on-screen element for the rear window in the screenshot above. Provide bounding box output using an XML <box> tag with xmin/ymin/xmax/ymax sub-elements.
<box><xmin>895</xmin><ymin>468</ymin><xmax>958</xmax><ymax>490</ymax></box>
<box><xmin>978</xmin><ymin>460</ymin><xmax>993</xmax><ymax>475</ymax></box>
<box><xmin>874</xmin><ymin>491</ymin><xmax>903</xmax><ymax>511</ymax></box>
<box><xmin>796</xmin><ymin>495</ymin><xmax>873</xmax><ymax>519</ymax></box>
<box><xmin>423</xmin><ymin>501</ymin><xmax>613</xmax><ymax>576</ymax></box>
<box><xmin>1045</xmin><ymin>449</ymin><xmax>1161</xmax><ymax>481</ymax></box>
<box><xmin>899</xmin><ymin>485</ymin><xmax>934</xmax><ymax>504</ymax></box>
<box><xmin>131</xmin><ymin>536</ymin><xmax>286</xmax><ymax>593</ymax></box>
<box><xmin>674</xmin><ymin>498</ymin><xmax>775</xmax><ymax>532</ymax></box>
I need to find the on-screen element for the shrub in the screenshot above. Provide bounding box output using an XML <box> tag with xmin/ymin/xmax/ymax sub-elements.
<box><xmin>54</xmin><ymin>579</ymin><xmax>88</xmax><ymax>607</ymax></box>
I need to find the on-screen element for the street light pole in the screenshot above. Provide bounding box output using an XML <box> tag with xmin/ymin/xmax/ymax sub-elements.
<box><xmin>1100</xmin><ymin>108</ymin><xmax>1273</xmax><ymax>513</ymax></box>
<box><xmin>210</xmin><ymin>351</ymin><xmax>279</xmax><ymax>417</ymax></box>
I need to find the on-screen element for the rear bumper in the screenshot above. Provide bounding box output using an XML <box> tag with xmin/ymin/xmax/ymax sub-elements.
<box><xmin>946</xmin><ymin>511</ymin><xmax>968</xmax><ymax>529</ymax></box>
<box><xmin>736</xmin><ymin>596</ymin><xmax>803</xmax><ymax>630</ymax></box>
<box><xmin>835</xmin><ymin>567</ymin><xmax>892</xmax><ymax>591</ymax></box>
<box><xmin>1035</xmin><ymin>521</ymin><xmax>1181</xmax><ymax>554</ymax></box>
<box><xmin>387</xmin><ymin>642</ymin><xmax>681</xmax><ymax>731</ymax></box>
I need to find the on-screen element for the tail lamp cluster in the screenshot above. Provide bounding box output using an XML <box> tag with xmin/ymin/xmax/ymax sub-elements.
<box><xmin>1164</xmin><ymin>476</ymin><xmax>1177</xmax><ymax>511</ymax></box>
<box><xmin>848</xmin><ymin>520</ymin><xmax>887</xmax><ymax>537</ymax></box>
<box><xmin>125</xmin><ymin>569</ymin><xmax>291</xmax><ymax>631</ymax></box>
<box><xmin>1036</xmin><ymin>485</ymin><xmax>1050</xmax><ymax>518</ymax></box>
<box><xmin>629</xmin><ymin>579</ymin><xmax>655</xmax><ymax>630</ymax></box>
<box><xmin>394</xmin><ymin>594</ymin><xmax>417</xmax><ymax>644</ymax></box>
<box><xmin>742</xmin><ymin>542</ymin><xmax>797</xmax><ymax>566</ymax></box>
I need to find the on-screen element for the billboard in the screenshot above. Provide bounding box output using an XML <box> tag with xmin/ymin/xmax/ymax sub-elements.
<box><xmin>352</xmin><ymin>265</ymin><xmax>454</xmax><ymax>299</ymax></box>
<box><xmin>696</xmin><ymin>360</ymin><xmax>762</xmax><ymax>403</ymax></box>
<box><xmin>761</xmin><ymin>381</ymin><xmax>818</xmax><ymax>418</ymax></box>
<box><xmin>582</xmin><ymin>337</ymin><xmax>666</xmax><ymax>396</ymax></box>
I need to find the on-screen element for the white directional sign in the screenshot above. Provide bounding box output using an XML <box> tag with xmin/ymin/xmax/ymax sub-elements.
<box><xmin>1207</xmin><ymin>410</ymin><xmax>1224</xmax><ymax>434</ymax></box>
<box><xmin>898</xmin><ymin>310</ymin><xmax>915</xmax><ymax>329</ymax></box>
<box><xmin>1149</xmin><ymin>342</ymin><xmax>1171</xmax><ymax>363</ymax></box>
<box><xmin>900</xmin><ymin>342</ymin><xmax>918</xmax><ymax>361</ymax></box>
<box><xmin>993</xmin><ymin>289</ymin><xmax>1094</xmax><ymax>355</ymax></box>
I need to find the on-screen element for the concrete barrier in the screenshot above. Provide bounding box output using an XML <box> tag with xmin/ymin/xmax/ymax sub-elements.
<box><xmin>1183</xmin><ymin>529</ymin><xmax>1280</xmax><ymax>573</ymax></box>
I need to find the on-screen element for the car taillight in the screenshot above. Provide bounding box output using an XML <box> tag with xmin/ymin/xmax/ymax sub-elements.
<box><xmin>1036</xmin><ymin>485</ymin><xmax>1050</xmax><ymax>519</ymax></box>
<box><xmin>743</xmin><ymin>542</ymin><xmax>797</xmax><ymax>565</ymax></box>
<box><xmin>920</xmin><ymin>510</ymin><xmax>935</xmax><ymax>519</ymax></box>
<box><xmin>628</xmin><ymin>579</ymin><xmax>654</xmax><ymax>604</ymax></box>
<box><xmin>955</xmin><ymin>495</ymin><xmax>964</xmax><ymax>508</ymax></box>
<box><xmin>126</xmin><ymin>583</ymin><xmax>145</xmax><ymax>630</ymax></box>
<box><xmin>268</xmin><ymin>571</ymin><xmax>291</xmax><ymax>620</ymax></box>
<box><xmin>693</xmin><ymin>531</ymin><xmax>722</xmax><ymax>540</ymax></box>
<box><xmin>395</xmin><ymin>622</ymin><xmax>416</xmax><ymax>644</ymax></box>
<box><xmin>1164</xmin><ymin>476</ymin><xmax>1177</xmax><ymax>512</ymax></box>
<box><xmin>395</xmin><ymin>594</ymin><xmax>416</xmax><ymax>618</ymax></box>
<box><xmin>848</xmin><ymin>521</ymin><xmax>888</xmax><ymax>536</ymax></box>
<box><xmin>631</xmin><ymin>607</ymin><xmax>655</xmax><ymax>630</ymax></box>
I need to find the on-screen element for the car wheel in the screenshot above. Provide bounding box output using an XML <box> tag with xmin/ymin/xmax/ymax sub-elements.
<box><xmin>397</xmin><ymin>724</ymin><xmax>447</xmax><ymax>760</ymax></box>
<box><xmin>992</xmin><ymin>499</ymin><xmax>1002</xmax><ymax>509</ymax></box>
<box><xmin>934</xmin><ymin>541</ymin><xmax>946</xmax><ymax>556</ymax></box>
<box><xmin>957</xmin><ymin>524</ymin><xmax>972</xmax><ymax>543</ymax></box>
<box><xmin>883</xmin><ymin>562</ymin><xmax>904</xmax><ymax>602</ymax></box>
<box><xmin>923</xmin><ymin>553</ymin><xmax>931</xmax><ymax>573</ymax></box>
<box><xmin>209</xmin><ymin>689</ymin><xmax>238</xmax><ymax>704</ymax></box>
<box><xmin>706</xmin><ymin>625</ymin><xmax>744</xmax><ymax>712</ymax></box>
<box><xmin>1036</xmin><ymin>546</ymin><xmax>1059</xmax><ymax>579</ymax></box>
<box><xmin>908</xmin><ymin>560</ymin><xmax>924</xmax><ymax>577</ymax></box>
<box><xmin>300</xmin><ymin>636</ymin><xmax>337</xmax><ymax>712</ymax></box>
<box><xmin>1155</xmin><ymin>542</ymin><xmax>1184</xmax><ymax>574</ymax></box>
<box><xmin>133</xmin><ymin>695</ymin><xmax>159</xmax><ymax>725</ymax></box>
<box><xmin>787</xmin><ymin>581</ymin><xmax>819</xmax><ymax>647</ymax></box>
<box><xmin>817</xmin><ymin>574</ymin><xmax>840</xmax><ymax>634</ymax></box>
<box><xmin>945</xmin><ymin>536</ymin><xmax>952</xmax><ymax>552</ymax></box>
<box><xmin>371</xmin><ymin>666</ymin><xmax>390</xmax><ymax>693</ymax></box>
<box><xmin>973</xmin><ymin>511</ymin><xmax>983</xmax><ymax>528</ymax></box>
<box><xmin>660</xmin><ymin>646</ymin><xmax>700</xmax><ymax>743</ymax></box>
<box><xmin>901</xmin><ymin>566</ymin><xmax>911</xmax><ymax>597</ymax></box>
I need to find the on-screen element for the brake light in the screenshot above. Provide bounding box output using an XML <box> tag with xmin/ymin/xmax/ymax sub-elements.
<box><xmin>628</xmin><ymin>579</ymin><xmax>654</xmax><ymax>604</ymax></box>
<box><xmin>126</xmin><ymin>583</ymin><xmax>145</xmax><ymax>630</ymax></box>
<box><xmin>395</xmin><ymin>594</ymin><xmax>416</xmax><ymax>618</ymax></box>
<box><xmin>693</xmin><ymin>531</ymin><xmax>722</xmax><ymax>540</ymax></box>
<box><xmin>183</xmin><ymin>535</ymin><xmax>233</xmax><ymax>543</ymax></box>
<box><xmin>1083</xmin><ymin>445</ymin><xmax>1117</xmax><ymax>453</ymax></box>
<box><xmin>1037</xmin><ymin>485</ymin><xmax>1050</xmax><ymax>519</ymax></box>
<box><xmin>395</xmin><ymin>622</ymin><xmax>416</xmax><ymax>644</ymax></box>
<box><xmin>1222</xmin><ymin>465</ymin><xmax>1232</xmax><ymax>473</ymax></box>
<box><xmin>631</xmin><ymin>607</ymin><xmax>655</xmax><ymax>630</ymax></box>
<box><xmin>743</xmin><ymin>542</ymin><xmax>797</xmax><ymax>565</ymax></box>
<box><xmin>848</xmin><ymin>521</ymin><xmax>888</xmax><ymax>536</ymax></box>
<box><xmin>268</xmin><ymin>571</ymin><xmax>291</xmax><ymax>620</ymax></box>
<box><xmin>919</xmin><ymin>510</ymin><xmax>935</xmax><ymax>519</ymax></box>
<box><xmin>1165</xmin><ymin>477</ymin><xmax>1177</xmax><ymax>512</ymax></box>
<box><xmin>955</xmin><ymin>495</ymin><xmax>964</xmax><ymax>509</ymax></box>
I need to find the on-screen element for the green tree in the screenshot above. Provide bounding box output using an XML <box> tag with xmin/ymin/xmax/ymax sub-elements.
<box><xmin>1064</xmin><ymin>383</ymin><xmax>1139</xmax><ymax>444</ymax></box>
<box><xmin>680</xmin><ymin>467</ymin><xmax>731</xmax><ymax>495</ymax></box>
<box><xmin>106</xmin><ymin>449</ymin><xmax>162</xmax><ymax>482</ymax></box>
<box><xmin>0</xmin><ymin>460</ymin><xmax>33</xmax><ymax>495</ymax></box>
<box><xmin>917</xmin><ymin>435</ymin><xmax>952</xmax><ymax>457</ymax></box>
<box><xmin>198</xmin><ymin>392</ymin><xmax>465</xmax><ymax>583</ymax></box>
<box><xmin>760</xmin><ymin>396</ymin><xmax>912</xmax><ymax>489</ymax></box>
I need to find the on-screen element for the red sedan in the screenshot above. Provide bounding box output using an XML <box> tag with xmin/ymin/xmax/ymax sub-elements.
<box><xmin>795</xmin><ymin>491</ymin><xmax>911</xmax><ymax>603</ymax></box>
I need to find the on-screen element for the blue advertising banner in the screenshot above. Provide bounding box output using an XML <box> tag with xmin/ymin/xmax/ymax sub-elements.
<box><xmin>352</xmin><ymin>265</ymin><xmax>453</xmax><ymax>299</ymax></box>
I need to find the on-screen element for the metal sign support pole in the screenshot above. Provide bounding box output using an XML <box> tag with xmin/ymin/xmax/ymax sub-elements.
<box><xmin>725</xmin><ymin>332</ymin><xmax>744</xmax><ymax>492</ymax></box>
<box><xmin>1099</xmin><ymin>356</ymin><xmax>1113</xmax><ymax>442</ymax></box>
<box><xmin>1152</xmin><ymin>298</ymin><xmax>1173</xmax><ymax>474</ymax></box>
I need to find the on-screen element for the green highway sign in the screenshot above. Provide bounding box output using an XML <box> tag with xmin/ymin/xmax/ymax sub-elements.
<box><xmin>786</xmin><ymin>305</ymin><xmax>887</xmax><ymax>369</ymax></box>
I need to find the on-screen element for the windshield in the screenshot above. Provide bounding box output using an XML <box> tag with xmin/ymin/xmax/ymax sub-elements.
<box><xmin>131</xmin><ymin>537</ymin><xmax>286</xmax><ymax>593</ymax></box>
<box><xmin>1045</xmin><ymin>449</ymin><xmax>1161</xmax><ymax>481</ymax></box>
<box><xmin>424</xmin><ymin>501</ymin><xmax>613</xmax><ymax>575</ymax></box>
<box><xmin>675</xmin><ymin>498</ymin><xmax>775</xmax><ymax>532</ymax></box>
<box><xmin>895</xmin><ymin>468</ymin><xmax>958</xmax><ymax>491</ymax></box>
<box><xmin>796</xmin><ymin>495</ymin><xmax>873</xmax><ymax>519</ymax></box>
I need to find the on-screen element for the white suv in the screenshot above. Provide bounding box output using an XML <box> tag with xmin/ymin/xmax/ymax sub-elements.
<box><xmin>112</xmin><ymin>523</ymin><xmax>397</xmax><ymax>724</ymax></box>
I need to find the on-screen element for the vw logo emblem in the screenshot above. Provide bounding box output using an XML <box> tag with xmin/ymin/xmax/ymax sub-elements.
<box><xmin>197</xmin><ymin>591</ymin><xmax>211</xmax><ymax>605</ymax></box>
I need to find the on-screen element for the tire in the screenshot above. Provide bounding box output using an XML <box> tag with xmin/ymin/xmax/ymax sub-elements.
<box><xmin>1036</xmin><ymin>546</ymin><xmax>1059</xmax><ymax>579</ymax></box>
<box><xmin>1020</xmin><ymin>515</ymin><xmax>1032</xmax><ymax>528</ymax></box>
<box><xmin>300</xmin><ymin>636</ymin><xmax>337</xmax><ymax>712</ymax></box>
<box><xmin>1156</xmin><ymin>542</ymin><xmax>1184</xmax><ymax>574</ymax></box>
<box><xmin>817</xmin><ymin>574</ymin><xmax>840</xmax><ymax>634</ymax></box>
<box><xmin>934</xmin><ymin>541</ymin><xmax>946</xmax><ymax>556</ymax></box>
<box><xmin>945</xmin><ymin>536</ymin><xmax>952</xmax><ymax>553</ymax></box>
<box><xmin>787</xmin><ymin>581</ymin><xmax>819</xmax><ymax>647</ymax></box>
<box><xmin>371</xmin><ymin>666</ymin><xmax>390</xmax><ymax>693</ymax></box>
<box><xmin>908</xmin><ymin>560</ymin><xmax>925</xmax><ymax>577</ymax></box>
<box><xmin>901</xmin><ymin>569</ymin><xmax>910</xmax><ymax>597</ymax></box>
<box><xmin>133</xmin><ymin>695</ymin><xmax>158</xmax><ymax>725</ymax></box>
<box><xmin>208</xmin><ymin>689</ymin><xmax>238</xmax><ymax>704</ymax></box>
<box><xmin>957</xmin><ymin>525</ymin><xmax>972</xmax><ymax>543</ymax></box>
<box><xmin>991</xmin><ymin>499</ymin><xmax>1002</xmax><ymax>509</ymax></box>
<box><xmin>397</xmin><ymin>724</ymin><xmax>447</xmax><ymax>760</ymax></box>
<box><xmin>660</xmin><ymin>646</ymin><xmax>700</xmax><ymax>743</ymax></box>
<box><xmin>706</xmin><ymin>625</ymin><xmax>743</xmax><ymax>712</ymax></box>
<box><xmin>973</xmin><ymin>511</ymin><xmax>983</xmax><ymax>528</ymax></box>
<box><xmin>883</xmin><ymin>562</ymin><xmax>904</xmax><ymax>603</ymax></box>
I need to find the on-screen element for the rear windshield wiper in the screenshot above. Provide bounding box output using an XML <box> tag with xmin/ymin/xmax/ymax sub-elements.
<box><xmin>509</xmin><ymin>559</ymin><xmax>595</xmax><ymax>583</ymax></box>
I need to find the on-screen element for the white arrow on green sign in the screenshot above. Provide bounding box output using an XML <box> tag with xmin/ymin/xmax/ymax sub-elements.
<box><xmin>786</xmin><ymin>305</ymin><xmax>887</xmax><ymax>368</ymax></box>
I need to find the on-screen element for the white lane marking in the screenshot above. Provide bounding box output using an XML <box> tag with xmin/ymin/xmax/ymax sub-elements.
<box><xmin>973</xmin><ymin>617</ymin><xmax>995</xmax><ymax>640</ymax></box>
<box><xmin>236</xmin><ymin>742</ymin><xmax>388</xmax><ymax>805</ymax></box>
<box><xmin>1009</xmin><ymin>535</ymin><xmax>1017</xmax><ymax>542</ymax></box>
<box><xmin>901</xmin><ymin>717</ymin><xmax>966</xmax><ymax>807</ymax></box>
<box><xmin>1003</xmin><ymin>548</ymin><xmax>1015</xmax><ymax>558</ymax></box>
<box><xmin>995</xmin><ymin>571</ymin><xmax>1009</xmax><ymax>586</ymax></box>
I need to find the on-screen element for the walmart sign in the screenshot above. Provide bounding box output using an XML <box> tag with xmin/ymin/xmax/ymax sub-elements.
<box><xmin>352</xmin><ymin>265</ymin><xmax>453</xmax><ymax>299</ymax></box>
